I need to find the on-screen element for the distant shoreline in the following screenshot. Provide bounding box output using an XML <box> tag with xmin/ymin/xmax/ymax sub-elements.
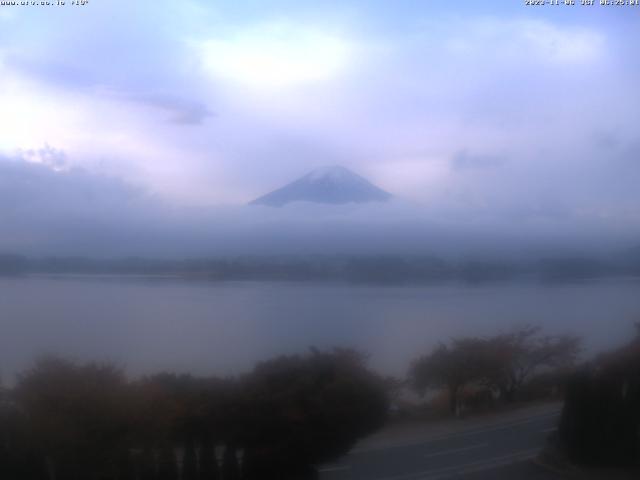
<box><xmin>3</xmin><ymin>253</ymin><xmax>640</xmax><ymax>284</ymax></box>
<box><xmin>5</xmin><ymin>271</ymin><xmax>640</xmax><ymax>287</ymax></box>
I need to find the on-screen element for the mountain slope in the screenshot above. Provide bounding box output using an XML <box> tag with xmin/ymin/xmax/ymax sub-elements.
<box><xmin>249</xmin><ymin>165</ymin><xmax>392</xmax><ymax>207</ymax></box>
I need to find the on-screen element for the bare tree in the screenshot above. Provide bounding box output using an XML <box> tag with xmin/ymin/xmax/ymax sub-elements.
<box><xmin>409</xmin><ymin>327</ymin><xmax>581</xmax><ymax>413</ymax></box>
<box><xmin>489</xmin><ymin>326</ymin><xmax>581</xmax><ymax>402</ymax></box>
<box><xmin>409</xmin><ymin>338</ymin><xmax>498</xmax><ymax>415</ymax></box>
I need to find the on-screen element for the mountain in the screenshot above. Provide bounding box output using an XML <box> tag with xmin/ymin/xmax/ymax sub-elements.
<box><xmin>249</xmin><ymin>165</ymin><xmax>393</xmax><ymax>207</ymax></box>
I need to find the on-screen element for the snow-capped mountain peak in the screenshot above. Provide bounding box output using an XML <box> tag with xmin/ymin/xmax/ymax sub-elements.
<box><xmin>250</xmin><ymin>165</ymin><xmax>392</xmax><ymax>207</ymax></box>
<box><xmin>305</xmin><ymin>165</ymin><xmax>354</xmax><ymax>182</ymax></box>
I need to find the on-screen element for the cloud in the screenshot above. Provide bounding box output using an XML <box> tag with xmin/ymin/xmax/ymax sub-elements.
<box><xmin>451</xmin><ymin>151</ymin><xmax>506</xmax><ymax>171</ymax></box>
<box><xmin>19</xmin><ymin>144</ymin><xmax>68</xmax><ymax>170</ymax></box>
<box><xmin>0</xmin><ymin>154</ymin><xmax>145</xmax><ymax>216</ymax></box>
<box><xmin>445</xmin><ymin>17</ymin><xmax>605</xmax><ymax>65</ymax></box>
<box><xmin>136</xmin><ymin>95</ymin><xmax>214</xmax><ymax>125</ymax></box>
<box><xmin>3</xmin><ymin>56</ymin><xmax>214</xmax><ymax>126</ymax></box>
<box><xmin>198</xmin><ymin>21</ymin><xmax>354</xmax><ymax>90</ymax></box>
<box><xmin>97</xmin><ymin>88</ymin><xmax>215</xmax><ymax>125</ymax></box>
<box><xmin>0</xmin><ymin>1</ymin><xmax>638</xmax><ymax>242</ymax></box>
<box><xmin>0</xmin><ymin>154</ymin><xmax>175</xmax><ymax>256</ymax></box>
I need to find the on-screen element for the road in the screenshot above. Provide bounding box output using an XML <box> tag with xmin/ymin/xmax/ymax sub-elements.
<box><xmin>319</xmin><ymin>403</ymin><xmax>564</xmax><ymax>480</ymax></box>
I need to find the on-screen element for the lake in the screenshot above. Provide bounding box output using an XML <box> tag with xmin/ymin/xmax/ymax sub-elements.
<box><xmin>1</xmin><ymin>275</ymin><xmax>639</xmax><ymax>382</ymax></box>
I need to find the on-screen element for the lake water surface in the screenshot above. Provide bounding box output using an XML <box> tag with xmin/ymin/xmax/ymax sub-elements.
<box><xmin>2</xmin><ymin>275</ymin><xmax>639</xmax><ymax>382</ymax></box>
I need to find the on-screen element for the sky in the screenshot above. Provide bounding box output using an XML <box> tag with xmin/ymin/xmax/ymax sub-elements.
<box><xmin>1</xmin><ymin>0</ymin><xmax>640</xmax><ymax>256</ymax></box>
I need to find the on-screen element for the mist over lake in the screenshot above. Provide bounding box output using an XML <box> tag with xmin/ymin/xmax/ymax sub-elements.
<box><xmin>2</xmin><ymin>275</ymin><xmax>638</xmax><ymax>382</ymax></box>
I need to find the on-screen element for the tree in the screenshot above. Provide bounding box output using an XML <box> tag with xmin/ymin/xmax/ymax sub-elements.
<box><xmin>238</xmin><ymin>348</ymin><xmax>389</xmax><ymax>478</ymax></box>
<box><xmin>409</xmin><ymin>327</ymin><xmax>581</xmax><ymax>412</ymax></box>
<box><xmin>409</xmin><ymin>338</ymin><xmax>500</xmax><ymax>415</ymax></box>
<box><xmin>15</xmin><ymin>356</ymin><xmax>131</xmax><ymax>480</ymax></box>
<box><xmin>489</xmin><ymin>326</ymin><xmax>581</xmax><ymax>402</ymax></box>
<box><xmin>182</xmin><ymin>439</ymin><xmax>198</xmax><ymax>480</ymax></box>
<box><xmin>128</xmin><ymin>372</ymin><xmax>236</xmax><ymax>480</ymax></box>
<box><xmin>559</xmin><ymin>324</ymin><xmax>640</xmax><ymax>466</ymax></box>
<box><xmin>1</xmin><ymin>383</ymin><xmax>44</xmax><ymax>480</ymax></box>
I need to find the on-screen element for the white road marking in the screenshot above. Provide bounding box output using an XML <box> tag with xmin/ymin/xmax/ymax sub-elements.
<box><xmin>423</xmin><ymin>442</ymin><xmax>488</xmax><ymax>459</ymax></box>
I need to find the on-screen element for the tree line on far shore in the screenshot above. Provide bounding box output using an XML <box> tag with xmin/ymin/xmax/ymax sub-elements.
<box><xmin>3</xmin><ymin>253</ymin><xmax>640</xmax><ymax>283</ymax></box>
